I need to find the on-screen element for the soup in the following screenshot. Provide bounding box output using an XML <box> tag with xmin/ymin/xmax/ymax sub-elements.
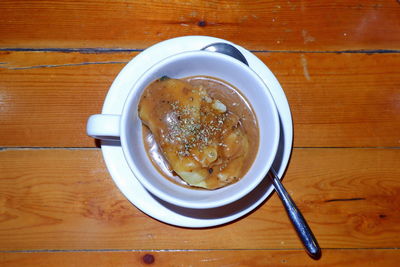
<box><xmin>138</xmin><ymin>76</ymin><xmax>259</xmax><ymax>190</ymax></box>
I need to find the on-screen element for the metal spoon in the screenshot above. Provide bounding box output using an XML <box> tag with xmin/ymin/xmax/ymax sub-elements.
<box><xmin>202</xmin><ymin>43</ymin><xmax>321</xmax><ymax>259</ymax></box>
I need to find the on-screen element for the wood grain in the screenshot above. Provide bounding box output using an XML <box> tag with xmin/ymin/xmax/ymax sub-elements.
<box><xmin>1</xmin><ymin>249</ymin><xmax>400</xmax><ymax>267</ymax></box>
<box><xmin>0</xmin><ymin>51</ymin><xmax>399</xmax><ymax>147</ymax></box>
<box><xmin>1</xmin><ymin>1</ymin><xmax>400</xmax><ymax>51</ymax></box>
<box><xmin>1</xmin><ymin>0</ymin><xmax>399</xmax><ymax>265</ymax></box>
<box><xmin>1</xmin><ymin>148</ymin><xmax>399</xmax><ymax>250</ymax></box>
<box><xmin>0</xmin><ymin>51</ymin><xmax>126</xmax><ymax>147</ymax></box>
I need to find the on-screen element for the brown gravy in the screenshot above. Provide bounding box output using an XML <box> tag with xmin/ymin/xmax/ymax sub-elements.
<box><xmin>140</xmin><ymin>76</ymin><xmax>259</xmax><ymax>190</ymax></box>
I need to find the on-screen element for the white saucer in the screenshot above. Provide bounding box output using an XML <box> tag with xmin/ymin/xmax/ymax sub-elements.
<box><xmin>100</xmin><ymin>36</ymin><xmax>293</xmax><ymax>228</ymax></box>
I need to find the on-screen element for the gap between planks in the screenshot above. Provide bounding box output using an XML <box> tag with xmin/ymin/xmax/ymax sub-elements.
<box><xmin>1</xmin><ymin>248</ymin><xmax>399</xmax><ymax>253</ymax></box>
<box><xmin>1</xmin><ymin>48</ymin><xmax>400</xmax><ymax>54</ymax></box>
<box><xmin>1</xmin><ymin>147</ymin><xmax>399</xmax><ymax>151</ymax></box>
<box><xmin>0</xmin><ymin>147</ymin><xmax>100</xmax><ymax>151</ymax></box>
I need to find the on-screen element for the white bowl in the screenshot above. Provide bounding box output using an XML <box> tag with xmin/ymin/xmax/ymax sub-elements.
<box><xmin>120</xmin><ymin>50</ymin><xmax>280</xmax><ymax>209</ymax></box>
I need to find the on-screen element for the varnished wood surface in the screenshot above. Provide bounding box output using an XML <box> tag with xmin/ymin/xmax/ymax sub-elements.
<box><xmin>1</xmin><ymin>0</ymin><xmax>400</xmax><ymax>266</ymax></box>
<box><xmin>1</xmin><ymin>249</ymin><xmax>400</xmax><ymax>267</ymax></box>
<box><xmin>1</xmin><ymin>149</ymin><xmax>399</xmax><ymax>250</ymax></box>
<box><xmin>0</xmin><ymin>51</ymin><xmax>399</xmax><ymax>147</ymax></box>
<box><xmin>1</xmin><ymin>0</ymin><xmax>400</xmax><ymax>51</ymax></box>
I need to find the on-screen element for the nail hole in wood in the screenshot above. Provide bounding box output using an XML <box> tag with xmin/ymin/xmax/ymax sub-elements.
<box><xmin>143</xmin><ymin>254</ymin><xmax>155</xmax><ymax>264</ymax></box>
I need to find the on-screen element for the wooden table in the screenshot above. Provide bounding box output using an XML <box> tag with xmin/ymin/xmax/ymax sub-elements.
<box><xmin>1</xmin><ymin>1</ymin><xmax>400</xmax><ymax>266</ymax></box>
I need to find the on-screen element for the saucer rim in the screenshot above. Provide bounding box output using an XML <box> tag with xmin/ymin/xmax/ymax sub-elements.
<box><xmin>100</xmin><ymin>35</ymin><xmax>293</xmax><ymax>228</ymax></box>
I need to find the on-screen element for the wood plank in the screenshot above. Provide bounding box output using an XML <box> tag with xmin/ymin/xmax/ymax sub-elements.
<box><xmin>0</xmin><ymin>148</ymin><xmax>399</xmax><ymax>250</ymax></box>
<box><xmin>1</xmin><ymin>249</ymin><xmax>400</xmax><ymax>267</ymax></box>
<box><xmin>0</xmin><ymin>51</ymin><xmax>399</xmax><ymax>147</ymax></box>
<box><xmin>0</xmin><ymin>1</ymin><xmax>400</xmax><ymax>51</ymax></box>
<box><xmin>273</xmin><ymin>53</ymin><xmax>400</xmax><ymax>147</ymax></box>
<box><xmin>0</xmin><ymin>51</ymin><xmax>129</xmax><ymax>147</ymax></box>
